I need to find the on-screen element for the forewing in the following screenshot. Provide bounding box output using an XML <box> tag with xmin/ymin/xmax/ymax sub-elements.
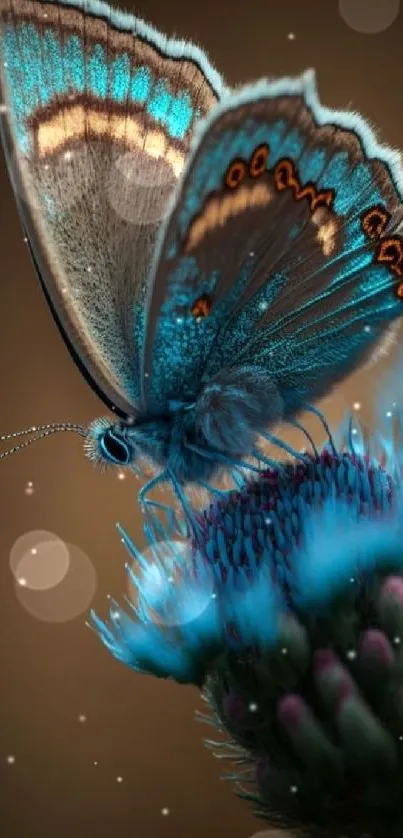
<box><xmin>142</xmin><ymin>71</ymin><xmax>403</xmax><ymax>418</ymax></box>
<box><xmin>0</xmin><ymin>0</ymin><xmax>224</xmax><ymax>416</ymax></box>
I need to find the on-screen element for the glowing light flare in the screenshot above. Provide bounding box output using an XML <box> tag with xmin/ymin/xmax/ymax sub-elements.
<box><xmin>339</xmin><ymin>0</ymin><xmax>400</xmax><ymax>33</ymax></box>
<box><xmin>127</xmin><ymin>538</ymin><xmax>215</xmax><ymax>628</ymax></box>
<box><xmin>10</xmin><ymin>530</ymin><xmax>69</xmax><ymax>591</ymax></box>
<box><xmin>15</xmin><ymin>542</ymin><xmax>97</xmax><ymax>622</ymax></box>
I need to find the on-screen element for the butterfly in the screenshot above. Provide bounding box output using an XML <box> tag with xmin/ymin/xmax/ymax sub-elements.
<box><xmin>1</xmin><ymin>0</ymin><xmax>403</xmax><ymax>516</ymax></box>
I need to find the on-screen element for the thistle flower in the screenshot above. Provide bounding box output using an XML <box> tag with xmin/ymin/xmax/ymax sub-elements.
<box><xmin>92</xmin><ymin>406</ymin><xmax>403</xmax><ymax>838</ymax></box>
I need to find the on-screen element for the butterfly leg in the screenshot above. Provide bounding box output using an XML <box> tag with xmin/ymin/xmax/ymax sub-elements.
<box><xmin>250</xmin><ymin>447</ymin><xmax>286</xmax><ymax>474</ymax></box>
<box><xmin>286</xmin><ymin>419</ymin><xmax>319</xmax><ymax>457</ymax></box>
<box><xmin>197</xmin><ymin>479</ymin><xmax>230</xmax><ymax>499</ymax></box>
<box><xmin>259</xmin><ymin>431</ymin><xmax>310</xmax><ymax>464</ymax></box>
<box><xmin>231</xmin><ymin>469</ymin><xmax>246</xmax><ymax>489</ymax></box>
<box><xmin>165</xmin><ymin>468</ymin><xmax>206</xmax><ymax>542</ymax></box>
<box><xmin>184</xmin><ymin>442</ymin><xmax>263</xmax><ymax>474</ymax></box>
<box><xmin>138</xmin><ymin>471</ymin><xmax>181</xmax><ymax>536</ymax></box>
<box><xmin>302</xmin><ymin>405</ymin><xmax>338</xmax><ymax>455</ymax></box>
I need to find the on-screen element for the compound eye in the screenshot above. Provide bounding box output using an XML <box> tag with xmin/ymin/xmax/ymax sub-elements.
<box><xmin>100</xmin><ymin>429</ymin><xmax>132</xmax><ymax>465</ymax></box>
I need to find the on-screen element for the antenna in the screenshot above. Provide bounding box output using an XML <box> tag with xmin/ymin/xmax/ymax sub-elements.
<box><xmin>0</xmin><ymin>422</ymin><xmax>88</xmax><ymax>459</ymax></box>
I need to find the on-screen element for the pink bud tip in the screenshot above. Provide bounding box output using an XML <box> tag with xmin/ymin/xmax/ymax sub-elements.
<box><xmin>337</xmin><ymin>679</ymin><xmax>354</xmax><ymax>712</ymax></box>
<box><xmin>382</xmin><ymin>576</ymin><xmax>403</xmax><ymax>604</ymax></box>
<box><xmin>277</xmin><ymin>693</ymin><xmax>306</xmax><ymax>730</ymax></box>
<box><xmin>314</xmin><ymin>648</ymin><xmax>339</xmax><ymax>674</ymax></box>
<box><xmin>359</xmin><ymin>629</ymin><xmax>394</xmax><ymax>666</ymax></box>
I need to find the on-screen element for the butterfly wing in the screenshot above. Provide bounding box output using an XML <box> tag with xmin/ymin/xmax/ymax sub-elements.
<box><xmin>141</xmin><ymin>71</ymin><xmax>403</xmax><ymax>427</ymax></box>
<box><xmin>0</xmin><ymin>0</ymin><xmax>224</xmax><ymax>417</ymax></box>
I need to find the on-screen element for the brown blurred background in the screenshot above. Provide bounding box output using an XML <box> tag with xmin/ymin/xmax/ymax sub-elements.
<box><xmin>0</xmin><ymin>1</ymin><xmax>403</xmax><ymax>836</ymax></box>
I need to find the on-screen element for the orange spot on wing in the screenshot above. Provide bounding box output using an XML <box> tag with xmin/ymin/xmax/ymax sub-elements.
<box><xmin>191</xmin><ymin>295</ymin><xmax>212</xmax><ymax>318</ymax></box>
<box><xmin>376</xmin><ymin>237</ymin><xmax>403</xmax><ymax>278</ymax></box>
<box><xmin>362</xmin><ymin>206</ymin><xmax>390</xmax><ymax>240</ymax></box>
<box><xmin>294</xmin><ymin>182</ymin><xmax>317</xmax><ymax>206</ymax></box>
<box><xmin>273</xmin><ymin>158</ymin><xmax>334</xmax><ymax>213</ymax></box>
<box><xmin>274</xmin><ymin>158</ymin><xmax>297</xmax><ymax>191</ymax></box>
<box><xmin>225</xmin><ymin>158</ymin><xmax>247</xmax><ymax>189</ymax></box>
<box><xmin>311</xmin><ymin>189</ymin><xmax>335</xmax><ymax>211</ymax></box>
<box><xmin>249</xmin><ymin>143</ymin><xmax>270</xmax><ymax>178</ymax></box>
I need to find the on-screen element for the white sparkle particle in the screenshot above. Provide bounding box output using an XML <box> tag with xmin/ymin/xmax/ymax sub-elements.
<box><xmin>281</xmin><ymin>647</ymin><xmax>288</xmax><ymax>655</ymax></box>
<box><xmin>111</xmin><ymin>610</ymin><xmax>120</xmax><ymax>621</ymax></box>
<box><xmin>394</xmin><ymin>636</ymin><xmax>401</xmax><ymax>645</ymax></box>
<box><xmin>364</xmin><ymin>325</ymin><xmax>371</xmax><ymax>333</ymax></box>
<box><xmin>265</xmin><ymin>517</ymin><xmax>272</xmax><ymax>526</ymax></box>
<box><xmin>258</xmin><ymin>301</ymin><xmax>268</xmax><ymax>312</ymax></box>
<box><xmin>0</xmin><ymin>103</ymin><xmax>7</xmax><ymax>113</ymax></box>
<box><xmin>78</xmin><ymin>714</ymin><xmax>87</xmax><ymax>723</ymax></box>
<box><xmin>44</xmin><ymin>164</ymin><xmax>49</xmax><ymax>171</ymax></box>
<box><xmin>287</xmin><ymin>32</ymin><xmax>295</xmax><ymax>40</ymax></box>
<box><xmin>350</xmin><ymin>577</ymin><xmax>356</xmax><ymax>584</ymax></box>
<box><xmin>249</xmin><ymin>702</ymin><xmax>258</xmax><ymax>713</ymax></box>
<box><xmin>399</xmin><ymin>736</ymin><xmax>403</xmax><ymax>741</ymax></box>
<box><xmin>93</xmin><ymin>760</ymin><xmax>98</xmax><ymax>766</ymax></box>
<box><xmin>161</xmin><ymin>808</ymin><xmax>170</xmax><ymax>816</ymax></box>
<box><xmin>23</xmin><ymin>236</ymin><xmax>28</xmax><ymax>243</ymax></box>
<box><xmin>290</xmin><ymin>785</ymin><xmax>298</xmax><ymax>794</ymax></box>
<box><xmin>3</xmin><ymin>62</ymin><xmax>8</xmax><ymax>67</ymax></box>
<box><xmin>116</xmin><ymin>776</ymin><xmax>123</xmax><ymax>783</ymax></box>
<box><xmin>346</xmin><ymin>649</ymin><xmax>356</xmax><ymax>660</ymax></box>
<box><xmin>117</xmin><ymin>471</ymin><xmax>125</xmax><ymax>480</ymax></box>
<box><xmin>6</xmin><ymin>755</ymin><xmax>15</xmax><ymax>764</ymax></box>
<box><xmin>64</xmin><ymin>149</ymin><xmax>73</xmax><ymax>161</ymax></box>
<box><xmin>176</xmin><ymin>316</ymin><xmax>184</xmax><ymax>325</ymax></box>
<box><xmin>386</xmin><ymin>410</ymin><xmax>393</xmax><ymax>418</ymax></box>
<box><xmin>24</xmin><ymin>480</ymin><xmax>34</xmax><ymax>496</ymax></box>
<box><xmin>87</xmin><ymin>266</ymin><xmax>92</xmax><ymax>273</ymax></box>
<box><xmin>352</xmin><ymin>428</ymin><xmax>358</xmax><ymax>436</ymax></box>
<box><xmin>17</xmin><ymin>577</ymin><xmax>27</xmax><ymax>587</ymax></box>
<box><xmin>30</xmin><ymin>547</ymin><xmax>37</xmax><ymax>555</ymax></box>
<box><xmin>353</xmin><ymin>402</ymin><xmax>361</xmax><ymax>410</ymax></box>
<box><xmin>211</xmin><ymin>592</ymin><xmax>217</xmax><ymax>599</ymax></box>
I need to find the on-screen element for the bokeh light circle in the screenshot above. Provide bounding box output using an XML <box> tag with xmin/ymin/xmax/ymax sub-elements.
<box><xmin>127</xmin><ymin>538</ymin><xmax>215</xmax><ymax>627</ymax></box>
<box><xmin>15</xmin><ymin>541</ymin><xmax>97</xmax><ymax>622</ymax></box>
<box><xmin>106</xmin><ymin>150</ymin><xmax>177</xmax><ymax>226</ymax></box>
<box><xmin>339</xmin><ymin>0</ymin><xmax>399</xmax><ymax>33</ymax></box>
<box><xmin>10</xmin><ymin>530</ymin><xmax>70</xmax><ymax>591</ymax></box>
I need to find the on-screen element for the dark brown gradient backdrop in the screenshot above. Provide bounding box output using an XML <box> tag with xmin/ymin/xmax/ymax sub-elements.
<box><xmin>0</xmin><ymin>2</ymin><xmax>403</xmax><ymax>837</ymax></box>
